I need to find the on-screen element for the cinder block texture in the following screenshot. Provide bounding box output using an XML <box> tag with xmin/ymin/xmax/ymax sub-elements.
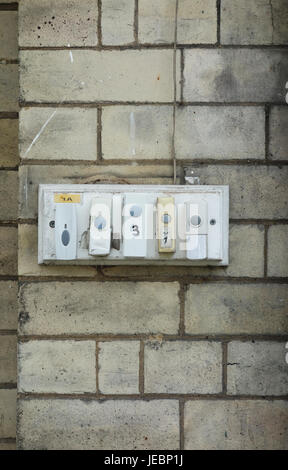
<box><xmin>18</xmin><ymin>224</ymin><xmax>96</xmax><ymax>278</ymax></box>
<box><xmin>19</xmin><ymin>281</ymin><xmax>180</xmax><ymax>335</ymax></box>
<box><xmin>100</xmin><ymin>224</ymin><xmax>265</xmax><ymax>278</ymax></box>
<box><xmin>187</xmin><ymin>165</ymin><xmax>288</xmax><ymax>219</ymax></box>
<box><xmin>0</xmin><ymin>282</ymin><xmax>18</xmax><ymax>330</ymax></box>
<box><xmin>18</xmin><ymin>399</ymin><xmax>179</xmax><ymax>450</ymax></box>
<box><xmin>227</xmin><ymin>341</ymin><xmax>288</xmax><ymax>396</ymax></box>
<box><xmin>98</xmin><ymin>341</ymin><xmax>140</xmax><ymax>394</ymax></box>
<box><xmin>269</xmin><ymin>106</ymin><xmax>288</xmax><ymax>160</ymax></box>
<box><xmin>183</xmin><ymin>49</ymin><xmax>288</xmax><ymax>102</ymax></box>
<box><xmin>221</xmin><ymin>0</ymin><xmax>288</xmax><ymax>45</ymax></box>
<box><xmin>102</xmin><ymin>0</ymin><xmax>134</xmax><ymax>45</ymax></box>
<box><xmin>18</xmin><ymin>340</ymin><xmax>96</xmax><ymax>393</ymax></box>
<box><xmin>267</xmin><ymin>225</ymin><xmax>288</xmax><ymax>277</ymax></box>
<box><xmin>144</xmin><ymin>341</ymin><xmax>222</xmax><ymax>393</ymax></box>
<box><xmin>0</xmin><ymin>442</ymin><xmax>16</xmax><ymax>450</ymax></box>
<box><xmin>0</xmin><ymin>65</ymin><xmax>18</xmax><ymax>112</ymax></box>
<box><xmin>0</xmin><ymin>120</ymin><xmax>19</xmax><ymax>168</ymax></box>
<box><xmin>20</xmin><ymin>50</ymin><xmax>180</xmax><ymax>103</ymax></box>
<box><xmin>20</xmin><ymin>108</ymin><xmax>97</xmax><ymax>160</ymax></box>
<box><xmin>102</xmin><ymin>105</ymin><xmax>173</xmax><ymax>160</ymax></box>
<box><xmin>184</xmin><ymin>400</ymin><xmax>288</xmax><ymax>449</ymax></box>
<box><xmin>224</xmin><ymin>225</ymin><xmax>264</xmax><ymax>277</ymax></box>
<box><xmin>139</xmin><ymin>0</ymin><xmax>217</xmax><ymax>44</ymax></box>
<box><xmin>0</xmin><ymin>390</ymin><xmax>16</xmax><ymax>438</ymax></box>
<box><xmin>0</xmin><ymin>171</ymin><xmax>18</xmax><ymax>221</ymax></box>
<box><xmin>175</xmin><ymin>106</ymin><xmax>265</xmax><ymax>159</ymax></box>
<box><xmin>19</xmin><ymin>0</ymin><xmax>98</xmax><ymax>47</ymax></box>
<box><xmin>17</xmin><ymin>164</ymin><xmax>287</xmax><ymax>220</ymax></box>
<box><xmin>186</xmin><ymin>283</ymin><xmax>288</xmax><ymax>335</ymax></box>
<box><xmin>0</xmin><ymin>335</ymin><xmax>17</xmax><ymax>383</ymax></box>
<box><xmin>0</xmin><ymin>12</ymin><xmax>18</xmax><ymax>59</ymax></box>
<box><xmin>0</xmin><ymin>227</ymin><xmax>17</xmax><ymax>276</ymax></box>
<box><xmin>18</xmin><ymin>165</ymin><xmax>175</xmax><ymax>219</ymax></box>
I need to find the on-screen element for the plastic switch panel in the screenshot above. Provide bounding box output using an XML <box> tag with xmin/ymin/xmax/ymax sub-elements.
<box><xmin>38</xmin><ymin>184</ymin><xmax>229</xmax><ymax>266</ymax></box>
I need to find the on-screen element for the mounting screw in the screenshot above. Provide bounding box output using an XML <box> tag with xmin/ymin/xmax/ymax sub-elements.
<box><xmin>210</xmin><ymin>219</ymin><xmax>216</xmax><ymax>225</ymax></box>
<box><xmin>49</xmin><ymin>220</ymin><xmax>55</xmax><ymax>228</ymax></box>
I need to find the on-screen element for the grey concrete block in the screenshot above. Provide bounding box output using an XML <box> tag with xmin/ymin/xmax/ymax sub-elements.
<box><xmin>18</xmin><ymin>340</ymin><xmax>96</xmax><ymax>393</ymax></box>
<box><xmin>19</xmin><ymin>281</ymin><xmax>180</xmax><ymax>335</ymax></box>
<box><xmin>18</xmin><ymin>399</ymin><xmax>180</xmax><ymax>449</ymax></box>
<box><xmin>221</xmin><ymin>0</ymin><xmax>288</xmax><ymax>45</ymax></box>
<box><xmin>186</xmin><ymin>283</ymin><xmax>288</xmax><ymax>335</ymax></box>
<box><xmin>20</xmin><ymin>50</ymin><xmax>180</xmax><ymax>103</ymax></box>
<box><xmin>267</xmin><ymin>225</ymin><xmax>288</xmax><ymax>277</ymax></box>
<box><xmin>98</xmin><ymin>341</ymin><xmax>140</xmax><ymax>394</ymax></box>
<box><xmin>269</xmin><ymin>106</ymin><xmax>288</xmax><ymax>160</ymax></box>
<box><xmin>184</xmin><ymin>49</ymin><xmax>288</xmax><ymax>102</ymax></box>
<box><xmin>19</xmin><ymin>0</ymin><xmax>98</xmax><ymax>47</ymax></box>
<box><xmin>184</xmin><ymin>400</ymin><xmax>288</xmax><ymax>449</ymax></box>
<box><xmin>144</xmin><ymin>340</ymin><xmax>222</xmax><ymax>393</ymax></box>
<box><xmin>20</xmin><ymin>108</ymin><xmax>97</xmax><ymax>161</ymax></box>
<box><xmin>227</xmin><ymin>341</ymin><xmax>288</xmax><ymax>395</ymax></box>
<box><xmin>175</xmin><ymin>106</ymin><xmax>265</xmax><ymax>159</ymax></box>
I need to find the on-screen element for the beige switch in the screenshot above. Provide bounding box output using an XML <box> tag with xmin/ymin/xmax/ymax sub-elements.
<box><xmin>157</xmin><ymin>196</ymin><xmax>176</xmax><ymax>253</ymax></box>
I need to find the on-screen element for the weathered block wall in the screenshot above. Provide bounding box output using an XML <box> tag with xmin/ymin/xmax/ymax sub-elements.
<box><xmin>0</xmin><ymin>1</ymin><xmax>18</xmax><ymax>451</ymax></box>
<box><xmin>16</xmin><ymin>0</ymin><xmax>288</xmax><ymax>449</ymax></box>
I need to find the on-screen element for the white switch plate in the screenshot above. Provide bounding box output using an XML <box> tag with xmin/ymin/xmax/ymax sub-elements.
<box><xmin>38</xmin><ymin>184</ymin><xmax>229</xmax><ymax>266</ymax></box>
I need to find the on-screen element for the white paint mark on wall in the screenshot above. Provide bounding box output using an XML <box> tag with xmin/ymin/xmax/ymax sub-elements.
<box><xmin>23</xmin><ymin>110</ymin><xmax>57</xmax><ymax>158</ymax></box>
<box><xmin>67</xmin><ymin>43</ymin><xmax>74</xmax><ymax>63</ymax></box>
<box><xmin>129</xmin><ymin>111</ymin><xmax>136</xmax><ymax>156</ymax></box>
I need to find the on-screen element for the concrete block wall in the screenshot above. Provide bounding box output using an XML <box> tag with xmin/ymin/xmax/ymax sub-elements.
<box><xmin>0</xmin><ymin>1</ymin><xmax>18</xmax><ymax>451</ymax></box>
<box><xmin>13</xmin><ymin>0</ymin><xmax>288</xmax><ymax>449</ymax></box>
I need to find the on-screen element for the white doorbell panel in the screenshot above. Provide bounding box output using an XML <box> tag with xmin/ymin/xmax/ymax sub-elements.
<box><xmin>123</xmin><ymin>193</ymin><xmax>154</xmax><ymax>258</ymax></box>
<box><xmin>55</xmin><ymin>203</ymin><xmax>77</xmax><ymax>260</ymax></box>
<box><xmin>157</xmin><ymin>196</ymin><xmax>176</xmax><ymax>253</ymax></box>
<box><xmin>38</xmin><ymin>184</ymin><xmax>229</xmax><ymax>266</ymax></box>
<box><xmin>89</xmin><ymin>196</ymin><xmax>112</xmax><ymax>256</ymax></box>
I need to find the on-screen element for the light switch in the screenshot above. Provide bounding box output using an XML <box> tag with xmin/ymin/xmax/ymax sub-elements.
<box><xmin>89</xmin><ymin>197</ymin><xmax>112</xmax><ymax>256</ymax></box>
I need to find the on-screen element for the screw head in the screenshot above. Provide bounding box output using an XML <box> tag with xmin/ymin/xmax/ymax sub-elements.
<box><xmin>210</xmin><ymin>219</ymin><xmax>216</xmax><ymax>225</ymax></box>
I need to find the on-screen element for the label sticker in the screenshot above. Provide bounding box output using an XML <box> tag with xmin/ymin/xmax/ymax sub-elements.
<box><xmin>54</xmin><ymin>193</ymin><xmax>81</xmax><ymax>203</ymax></box>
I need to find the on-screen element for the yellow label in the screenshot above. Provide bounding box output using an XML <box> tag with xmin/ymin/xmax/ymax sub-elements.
<box><xmin>157</xmin><ymin>196</ymin><xmax>176</xmax><ymax>253</ymax></box>
<box><xmin>54</xmin><ymin>193</ymin><xmax>81</xmax><ymax>203</ymax></box>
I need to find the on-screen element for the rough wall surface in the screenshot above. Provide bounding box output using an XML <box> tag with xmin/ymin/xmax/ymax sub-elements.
<box><xmin>0</xmin><ymin>1</ymin><xmax>18</xmax><ymax>451</ymax></box>
<box><xmin>10</xmin><ymin>0</ymin><xmax>288</xmax><ymax>449</ymax></box>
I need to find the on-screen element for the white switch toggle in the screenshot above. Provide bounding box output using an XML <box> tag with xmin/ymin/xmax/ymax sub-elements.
<box><xmin>123</xmin><ymin>194</ymin><xmax>153</xmax><ymax>258</ymax></box>
<box><xmin>186</xmin><ymin>201</ymin><xmax>207</xmax><ymax>260</ymax></box>
<box><xmin>157</xmin><ymin>196</ymin><xmax>176</xmax><ymax>253</ymax></box>
<box><xmin>186</xmin><ymin>234</ymin><xmax>207</xmax><ymax>260</ymax></box>
<box><xmin>89</xmin><ymin>197</ymin><xmax>112</xmax><ymax>256</ymax></box>
<box><xmin>55</xmin><ymin>203</ymin><xmax>77</xmax><ymax>260</ymax></box>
